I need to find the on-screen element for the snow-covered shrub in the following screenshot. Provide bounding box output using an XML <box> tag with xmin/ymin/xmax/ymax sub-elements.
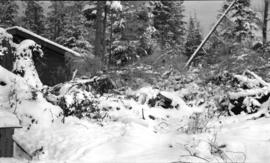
<box><xmin>0</xmin><ymin>65</ymin><xmax>63</xmax><ymax>129</ymax></box>
<box><xmin>59</xmin><ymin>90</ymin><xmax>100</xmax><ymax>119</ymax></box>
<box><xmin>137</xmin><ymin>25</ymin><xmax>157</xmax><ymax>57</ymax></box>
<box><xmin>0</xmin><ymin>28</ymin><xmax>14</xmax><ymax>56</ymax></box>
<box><xmin>46</xmin><ymin>75</ymin><xmax>116</xmax><ymax>120</ymax></box>
<box><xmin>0</xmin><ymin>28</ymin><xmax>64</xmax><ymax>129</ymax></box>
<box><xmin>0</xmin><ymin>27</ymin><xmax>17</xmax><ymax>71</ymax></box>
<box><xmin>13</xmin><ymin>39</ymin><xmax>44</xmax><ymax>90</ymax></box>
<box><xmin>219</xmin><ymin>0</ymin><xmax>259</xmax><ymax>43</ymax></box>
<box><xmin>110</xmin><ymin>41</ymin><xmax>138</xmax><ymax>66</ymax></box>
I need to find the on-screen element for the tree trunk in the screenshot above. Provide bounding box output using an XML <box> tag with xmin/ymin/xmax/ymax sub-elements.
<box><xmin>108</xmin><ymin>7</ymin><xmax>113</xmax><ymax>69</ymax></box>
<box><xmin>263</xmin><ymin>0</ymin><xmax>269</xmax><ymax>44</ymax></box>
<box><xmin>94</xmin><ymin>1</ymin><xmax>104</xmax><ymax>60</ymax></box>
<box><xmin>103</xmin><ymin>3</ymin><xmax>107</xmax><ymax>63</ymax></box>
<box><xmin>53</xmin><ymin>2</ymin><xmax>58</xmax><ymax>40</ymax></box>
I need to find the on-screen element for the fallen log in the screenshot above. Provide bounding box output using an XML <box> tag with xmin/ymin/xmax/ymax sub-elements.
<box><xmin>228</xmin><ymin>70</ymin><xmax>270</xmax><ymax>116</ymax></box>
<box><xmin>229</xmin><ymin>87</ymin><xmax>270</xmax><ymax>100</ymax></box>
<box><xmin>47</xmin><ymin>74</ymin><xmax>116</xmax><ymax>97</ymax></box>
<box><xmin>44</xmin><ymin>75</ymin><xmax>116</xmax><ymax>113</ymax></box>
<box><xmin>244</xmin><ymin>69</ymin><xmax>270</xmax><ymax>87</ymax></box>
<box><xmin>233</xmin><ymin>74</ymin><xmax>261</xmax><ymax>89</ymax></box>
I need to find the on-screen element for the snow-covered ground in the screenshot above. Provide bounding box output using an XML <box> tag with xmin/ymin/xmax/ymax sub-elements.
<box><xmin>1</xmin><ymin>85</ymin><xmax>270</xmax><ymax>163</ymax></box>
<box><xmin>1</xmin><ymin>27</ymin><xmax>270</xmax><ymax>163</ymax></box>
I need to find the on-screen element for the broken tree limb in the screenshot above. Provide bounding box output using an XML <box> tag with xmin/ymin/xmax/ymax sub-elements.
<box><xmin>233</xmin><ymin>74</ymin><xmax>261</xmax><ymax>89</ymax></box>
<box><xmin>229</xmin><ymin>87</ymin><xmax>270</xmax><ymax>100</ymax></box>
<box><xmin>244</xmin><ymin>69</ymin><xmax>270</xmax><ymax>87</ymax></box>
<box><xmin>228</xmin><ymin>70</ymin><xmax>270</xmax><ymax>115</ymax></box>
<box><xmin>184</xmin><ymin>0</ymin><xmax>237</xmax><ymax>68</ymax></box>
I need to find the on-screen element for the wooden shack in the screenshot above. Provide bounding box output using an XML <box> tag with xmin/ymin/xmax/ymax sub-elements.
<box><xmin>0</xmin><ymin>110</ymin><xmax>21</xmax><ymax>157</ymax></box>
<box><xmin>4</xmin><ymin>26</ymin><xmax>82</xmax><ymax>86</ymax></box>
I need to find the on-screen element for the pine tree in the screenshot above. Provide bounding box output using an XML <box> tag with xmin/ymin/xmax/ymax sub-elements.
<box><xmin>46</xmin><ymin>1</ymin><xmax>66</xmax><ymax>40</ymax></box>
<box><xmin>185</xmin><ymin>16</ymin><xmax>202</xmax><ymax>57</ymax></box>
<box><xmin>56</xmin><ymin>1</ymin><xmax>92</xmax><ymax>56</ymax></box>
<box><xmin>152</xmin><ymin>1</ymin><xmax>185</xmax><ymax>52</ymax></box>
<box><xmin>83</xmin><ymin>1</ymin><xmax>158</xmax><ymax>66</ymax></box>
<box><xmin>83</xmin><ymin>1</ymin><xmax>125</xmax><ymax>64</ymax></box>
<box><xmin>107</xmin><ymin>1</ymin><xmax>126</xmax><ymax>65</ymax></box>
<box><xmin>83</xmin><ymin>1</ymin><xmax>107</xmax><ymax>60</ymax></box>
<box><xmin>108</xmin><ymin>1</ymin><xmax>155</xmax><ymax>65</ymax></box>
<box><xmin>23</xmin><ymin>1</ymin><xmax>46</xmax><ymax>35</ymax></box>
<box><xmin>0</xmin><ymin>1</ymin><xmax>19</xmax><ymax>27</ymax></box>
<box><xmin>218</xmin><ymin>0</ymin><xmax>259</xmax><ymax>43</ymax></box>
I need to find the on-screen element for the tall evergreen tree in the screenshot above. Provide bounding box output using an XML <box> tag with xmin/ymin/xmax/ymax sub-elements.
<box><xmin>83</xmin><ymin>1</ymin><xmax>124</xmax><ymax>63</ymax></box>
<box><xmin>218</xmin><ymin>0</ymin><xmax>259</xmax><ymax>43</ymax></box>
<box><xmin>46</xmin><ymin>1</ymin><xmax>66</xmax><ymax>40</ymax></box>
<box><xmin>56</xmin><ymin>1</ymin><xmax>92</xmax><ymax>56</ymax></box>
<box><xmin>152</xmin><ymin>1</ymin><xmax>185</xmax><ymax>52</ymax></box>
<box><xmin>23</xmin><ymin>1</ymin><xmax>45</xmax><ymax>35</ymax></box>
<box><xmin>84</xmin><ymin>1</ymin><xmax>156</xmax><ymax>66</ymax></box>
<box><xmin>83</xmin><ymin>1</ymin><xmax>107</xmax><ymax>60</ymax></box>
<box><xmin>185</xmin><ymin>15</ymin><xmax>202</xmax><ymax>57</ymax></box>
<box><xmin>0</xmin><ymin>1</ymin><xmax>18</xmax><ymax>27</ymax></box>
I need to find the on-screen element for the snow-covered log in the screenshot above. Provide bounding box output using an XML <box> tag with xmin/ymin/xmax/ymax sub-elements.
<box><xmin>228</xmin><ymin>70</ymin><xmax>270</xmax><ymax>116</ymax></box>
<box><xmin>229</xmin><ymin>87</ymin><xmax>270</xmax><ymax>100</ymax></box>
<box><xmin>43</xmin><ymin>75</ymin><xmax>115</xmax><ymax>119</ymax></box>
<box><xmin>233</xmin><ymin>74</ymin><xmax>261</xmax><ymax>89</ymax></box>
<box><xmin>47</xmin><ymin>75</ymin><xmax>115</xmax><ymax>98</ymax></box>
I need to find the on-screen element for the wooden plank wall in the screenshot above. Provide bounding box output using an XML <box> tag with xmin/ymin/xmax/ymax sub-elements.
<box><xmin>0</xmin><ymin>128</ymin><xmax>14</xmax><ymax>157</ymax></box>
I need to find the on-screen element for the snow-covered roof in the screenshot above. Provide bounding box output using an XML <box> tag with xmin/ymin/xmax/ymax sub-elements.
<box><xmin>6</xmin><ymin>26</ymin><xmax>82</xmax><ymax>57</ymax></box>
<box><xmin>0</xmin><ymin>110</ymin><xmax>21</xmax><ymax>128</ymax></box>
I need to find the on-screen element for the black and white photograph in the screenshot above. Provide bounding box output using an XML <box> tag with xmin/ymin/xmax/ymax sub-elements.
<box><xmin>0</xmin><ymin>0</ymin><xmax>269</xmax><ymax>162</ymax></box>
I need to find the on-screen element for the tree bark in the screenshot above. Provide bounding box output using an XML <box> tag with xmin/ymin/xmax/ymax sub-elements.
<box><xmin>94</xmin><ymin>1</ymin><xmax>105</xmax><ymax>60</ymax></box>
<box><xmin>103</xmin><ymin>3</ymin><xmax>107</xmax><ymax>63</ymax></box>
<box><xmin>263</xmin><ymin>0</ymin><xmax>269</xmax><ymax>44</ymax></box>
<box><xmin>108</xmin><ymin>7</ymin><xmax>113</xmax><ymax>68</ymax></box>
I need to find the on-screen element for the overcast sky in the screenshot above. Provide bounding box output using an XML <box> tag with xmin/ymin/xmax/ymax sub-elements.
<box><xmin>184</xmin><ymin>1</ymin><xmax>223</xmax><ymax>35</ymax></box>
<box><xmin>184</xmin><ymin>0</ymin><xmax>265</xmax><ymax>36</ymax></box>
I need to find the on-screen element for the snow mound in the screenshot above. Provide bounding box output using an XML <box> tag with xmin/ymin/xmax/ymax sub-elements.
<box><xmin>0</xmin><ymin>109</ymin><xmax>20</xmax><ymax>128</ymax></box>
<box><xmin>0</xmin><ymin>65</ymin><xmax>63</xmax><ymax>129</ymax></box>
<box><xmin>13</xmin><ymin>116</ymin><xmax>186</xmax><ymax>162</ymax></box>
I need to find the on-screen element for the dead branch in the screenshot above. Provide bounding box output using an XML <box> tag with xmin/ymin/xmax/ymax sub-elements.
<box><xmin>245</xmin><ymin>69</ymin><xmax>270</xmax><ymax>87</ymax></box>
<box><xmin>229</xmin><ymin>87</ymin><xmax>270</xmax><ymax>100</ymax></box>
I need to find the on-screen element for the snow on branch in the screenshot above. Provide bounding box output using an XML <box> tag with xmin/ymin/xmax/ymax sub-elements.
<box><xmin>0</xmin><ymin>28</ymin><xmax>13</xmax><ymax>56</ymax></box>
<box><xmin>228</xmin><ymin>70</ymin><xmax>270</xmax><ymax>117</ymax></box>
